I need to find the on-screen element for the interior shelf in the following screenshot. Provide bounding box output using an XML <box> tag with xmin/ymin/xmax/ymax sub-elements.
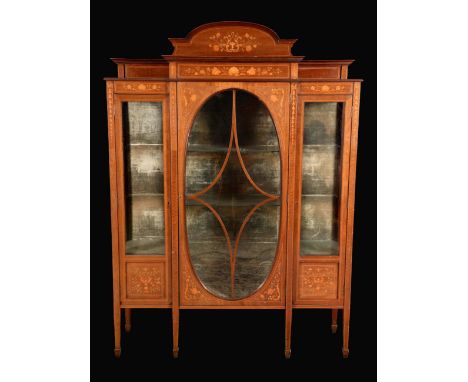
<box><xmin>302</xmin><ymin>194</ymin><xmax>337</xmax><ymax>198</ymax></box>
<box><xmin>187</xmin><ymin>144</ymin><xmax>279</xmax><ymax>153</ymax></box>
<box><xmin>186</xmin><ymin>194</ymin><xmax>280</xmax><ymax>207</ymax></box>
<box><xmin>300</xmin><ymin>239</ymin><xmax>338</xmax><ymax>256</ymax></box>
<box><xmin>127</xmin><ymin>193</ymin><xmax>164</xmax><ymax>198</ymax></box>
<box><xmin>302</xmin><ymin>144</ymin><xmax>340</xmax><ymax>148</ymax></box>
<box><xmin>129</xmin><ymin>143</ymin><xmax>163</xmax><ymax>146</ymax></box>
<box><xmin>126</xmin><ymin>237</ymin><xmax>165</xmax><ymax>255</ymax></box>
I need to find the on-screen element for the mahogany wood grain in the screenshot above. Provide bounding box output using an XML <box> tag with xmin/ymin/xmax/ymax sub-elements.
<box><xmin>285</xmin><ymin>79</ymin><xmax>297</xmax><ymax>358</ymax></box>
<box><xmin>120</xmin><ymin>304</ymin><xmax>172</xmax><ymax>309</ymax></box>
<box><xmin>117</xmin><ymin>64</ymin><xmax>125</xmax><ymax>78</ymax></box>
<box><xmin>106</xmin><ymin>81</ymin><xmax>121</xmax><ymax>357</ymax></box>
<box><xmin>293</xmin><ymin>304</ymin><xmax>344</xmax><ymax>309</ymax></box>
<box><xmin>112</xmin><ymin>58</ymin><xmax>352</xmax><ymax>65</ymax></box>
<box><xmin>169</xmin><ymin>62</ymin><xmax>180</xmax><ymax>358</ymax></box>
<box><xmin>340</xmin><ymin>65</ymin><xmax>348</xmax><ymax>79</ymax></box>
<box><xmin>125</xmin><ymin>308</ymin><xmax>131</xmax><ymax>333</ymax></box>
<box><xmin>114</xmin><ymin>81</ymin><xmax>168</xmax><ymax>94</ymax></box>
<box><xmin>342</xmin><ymin>82</ymin><xmax>361</xmax><ymax>358</ymax></box>
<box><xmin>298</xmin><ymin>65</ymin><xmax>341</xmax><ymax>79</ymax></box>
<box><xmin>106</xmin><ymin>78</ymin><xmax>362</xmax><ymax>83</ymax></box>
<box><xmin>331</xmin><ymin>309</ymin><xmax>338</xmax><ymax>333</ymax></box>
<box><xmin>126</xmin><ymin>64</ymin><xmax>169</xmax><ymax>78</ymax></box>
<box><xmin>105</xmin><ymin>22</ymin><xmax>362</xmax><ymax>359</ymax></box>
<box><xmin>298</xmin><ymin>82</ymin><xmax>353</xmax><ymax>94</ymax></box>
<box><xmin>331</xmin><ymin>61</ymin><xmax>347</xmax><ymax>334</ymax></box>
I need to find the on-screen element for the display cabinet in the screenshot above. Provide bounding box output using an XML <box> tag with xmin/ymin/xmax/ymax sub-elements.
<box><xmin>105</xmin><ymin>21</ymin><xmax>361</xmax><ymax>358</ymax></box>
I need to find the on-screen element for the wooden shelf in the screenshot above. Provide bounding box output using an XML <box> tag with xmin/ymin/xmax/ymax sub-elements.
<box><xmin>302</xmin><ymin>144</ymin><xmax>340</xmax><ymax>153</ymax></box>
<box><xmin>303</xmin><ymin>144</ymin><xmax>339</xmax><ymax>147</ymax></box>
<box><xmin>127</xmin><ymin>193</ymin><xmax>164</xmax><ymax>198</ymax></box>
<box><xmin>187</xmin><ymin>144</ymin><xmax>279</xmax><ymax>153</ymax></box>
<box><xmin>126</xmin><ymin>238</ymin><xmax>165</xmax><ymax>255</ymax></box>
<box><xmin>186</xmin><ymin>194</ymin><xmax>280</xmax><ymax>207</ymax></box>
<box><xmin>300</xmin><ymin>239</ymin><xmax>338</xmax><ymax>256</ymax></box>
<box><xmin>302</xmin><ymin>194</ymin><xmax>337</xmax><ymax>198</ymax></box>
<box><xmin>129</xmin><ymin>143</ymin><xmax>163</xmax><ymax>146</ymax></box>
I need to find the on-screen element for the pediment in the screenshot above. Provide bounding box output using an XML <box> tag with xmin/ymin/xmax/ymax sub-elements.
<box><xmin>166</xmin><ymin>21</ymin><xmax>299</xmax><ymax>59</ymax></box>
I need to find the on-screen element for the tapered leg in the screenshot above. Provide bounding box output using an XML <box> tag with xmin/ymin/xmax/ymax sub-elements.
<box><xmin>342</xmin><ymin>305</ymin><xmax>350</xmax><ymax>358</ymax></box>
<box><xmin>125</xmin><ymin>308</ymin><xmax>132</xmax><ymax>333</ymax></box>
<box><xmin>114</xmin><ymin>306</ymin><xmax>121</xmax><ymax>358</ymax></box>
<box><xmin>284</xmin><ymin>308</ymin><xmax>292</xmax><ymax>359</ymax></box>
<box><xmin>172</xmin><ymin>308</ymin><xmax>179</xmax><ymax>358</ymax></box>
<box><xmin>331</xmin><ymin>309</ymin><xmax>338</xmax><ymax>333</ymax></box>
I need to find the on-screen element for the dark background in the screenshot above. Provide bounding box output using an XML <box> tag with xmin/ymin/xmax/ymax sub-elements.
<box><xmin>91</xmin><ymin>1</ymin><xmax>376</xmax><ymax>379</ymax></box>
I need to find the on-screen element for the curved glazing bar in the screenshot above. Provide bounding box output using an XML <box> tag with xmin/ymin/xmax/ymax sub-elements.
<box><xmin>186</xmin><ymin>89</ymin><xmax>281</xmax><ymax>299</ymax></box>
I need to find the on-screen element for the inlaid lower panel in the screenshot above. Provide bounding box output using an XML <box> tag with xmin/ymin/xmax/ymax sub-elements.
<box><xmin>126</xmin><ymin>262</ymin><xmax>165</xmax><ymax>299</ymax></box>
<box><xmin>297</xmin><ymin>263</ymin><xmax>338</xmax><ymax>300</ymax></box>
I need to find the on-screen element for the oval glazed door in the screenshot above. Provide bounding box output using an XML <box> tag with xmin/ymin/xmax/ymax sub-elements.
<box><xmin>185</xmin><ymin>89</ymin><xmax>281</xmax><ymax>300</ymax></box>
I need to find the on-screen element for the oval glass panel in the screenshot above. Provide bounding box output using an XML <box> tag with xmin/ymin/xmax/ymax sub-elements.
<box><xmin>185</xmin><ymin>89</ymin><xmax>281</xmax><ymax>300</ymax></box>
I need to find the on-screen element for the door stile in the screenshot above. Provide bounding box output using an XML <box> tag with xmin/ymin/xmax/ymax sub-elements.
<box><xmin>342</xmin><ymin>82</ymin><xmax>361</xmax><ymax>356</ymax></box>
<box><xmin>169</xmin><ymin>62</ymin><xmax>180</xmax><ymax>357</ymax></box>
<box><xmin>285</xmin><ymin>81</ymin><xmax>298</xmax><ymax>358</ymax></box>
<box><xmin>113</xmin><ymin>95</ymin><xmax>127</xmax><ymax>301</ymax></box>
<box><xmin>106</xmin><ymin>81</ymin><xmax>122</xmax><ymax>357</ymax></box>
<box><xmin>337</xmin><ymin>97</ymin><xmax>353</xmax><ymax>302</ymax></box>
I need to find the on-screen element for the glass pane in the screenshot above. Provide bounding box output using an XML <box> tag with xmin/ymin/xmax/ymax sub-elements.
<box><xmin>300</xmin><ymin>102</ymin><xmax>342</xmax><ymax>256</ymax></box>
<box><xmin>186</xmin><ymin>90</ymin><xmax>281</xmax><ymax>300</ymax></box>
<box><xmin>123</xmin><ymin>102</ymin><xmax>165</xmax><ymax>255</ymax></box>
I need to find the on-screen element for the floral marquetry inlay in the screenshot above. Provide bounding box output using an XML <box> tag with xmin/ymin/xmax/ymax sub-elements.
<box><xmin>298</xmin><ymin>263</ymin><xmax>338</xmax><ymax>300</ymax></box>
<box><xmin>179</xmin><ymin>86</ymin><xmax>206</xmax><ymax>123</ymax></box>
<box><xmin>178</xmin><ymin>64</ymin><xmax>290</xmax><ymax>79</ymax></box>
<box><xmin>299</xmin><ymin>82</ymin><xmax>353</xmax><ymax>94</ymax></box>
<box><xmin>114</xmin><ymin>82</ymin><xmax>167</xmax><ymax>94</ymax></box>
<box><xmin>182</xmin><ymin>262</ymin><xmax>218</xmax><ymax>304</ymax></box>
<box><xmin>208</xmin><ymin>31</ymin><xmax>258</xmax><ymax>52</ymax></box>
<box><xmin>126</xmin><ymin>263</ymin><xmax>164</xmax><ymax>298</ymax></box>
<box><xmin>257</xmin><ymin>267</ymin><xmax>282</xmax><ymax>302</ymax></box>
<box><xmin>184</xmin><ymin>269</ymin><xmax>202</xmax><ymax>301</ymax></box>
<box><xmin>311</xmin><ymin>85</ymin><xmax>343</xmax><ymax>92</ymax></box>
<box><xmin>168</xmin><ymin>22</ymin><xmax>296</xmax><ymax>57</ymax></box>
<box><xmin>269</xmin><ymin>88</ymin><xmax>286</xmax><ymax>109</ymax></box>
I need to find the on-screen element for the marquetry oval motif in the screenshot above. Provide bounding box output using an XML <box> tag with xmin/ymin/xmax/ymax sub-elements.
<box><xmin>185</xmin><ymin>89</ymin><xmax>281</xmax><ymax>300</ymax></box>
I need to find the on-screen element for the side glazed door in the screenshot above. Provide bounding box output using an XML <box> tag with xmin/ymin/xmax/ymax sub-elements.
<box><xmin>292</xmin><ymin>83</ymin><xmax>355</xmax><ymax>306</ymax></box>
<box><xmin>113</xmin><ymin>90</ymin><xmax>172</xmax><ymax>306</ymax></box>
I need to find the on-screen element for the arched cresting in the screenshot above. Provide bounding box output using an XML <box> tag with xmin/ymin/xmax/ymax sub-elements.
<box><xmin>185</xmin><ymin>89</ymin><xmax>281</xmax><ymax>300</ymax></box>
